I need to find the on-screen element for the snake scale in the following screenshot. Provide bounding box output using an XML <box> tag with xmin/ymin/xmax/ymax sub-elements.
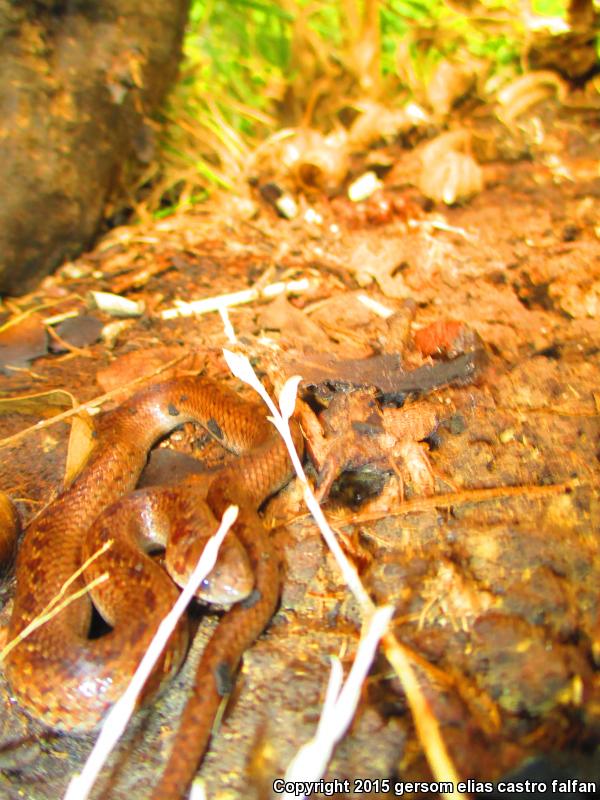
<box><xmin>3</xmin><ymin>374</ymin><xmax>302</xmax><ymax>798</ymax></box>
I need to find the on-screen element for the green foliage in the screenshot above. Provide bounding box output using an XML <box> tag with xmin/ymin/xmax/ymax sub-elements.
<box><xmin>184</xmin><ymin>0</ymin><xmax>291</xmax><ymax>120</ymax></box>
<box><xmin>148</xmin><ymin>0</ymin><xmax>592</xmax><ymax>214</ymax></box>
<box><xmin>531</xmin><ymin>0</ymin><xmax>567</xmax><ymax>16</ymax></box>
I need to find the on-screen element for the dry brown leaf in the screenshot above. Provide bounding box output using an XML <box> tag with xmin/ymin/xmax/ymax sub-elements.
<box><xmin>345</xmin><ymin>235</ymin><xmax>413</xmax><ymax>298</ymax></box>
<box><xmin>0</xmin><ymin>313</ymin><xmax>48</xmax><ymax>374</ymax></box>
<box><xmin>419</xmin><ymin>130</ymin><xmax>483</xmax><ymax>204</ymax></box>
<box><xmin>64</xmin><ymin>410</ymin><xmax>97</xmax><ymax>486</ymax></box>
<box><xmin>426</xmin><ymin>60</ymin><xmax>475</xmax><ymax>117</ymax></box>
<box><xmin>0</xmin><ymin>389</ymin><xmax>75</xmax><ymax>417</ymax></box>
<box><xmin>348</xmin><ymin>100</ymin><xmax>425</xmax><ymax>147</ymax></box>
<box><xmin>48</xmin><ymin>315</ymin><xmax>104</xmax><ymax>353</ymax></box>
<box><xmin>496</xmin><ymin>71</ymin><xmax>567</xmax><ymax>126</ymax></box>
<box><xmin>257</xmin><ymin>295</ymin><xmax>332</xmax><ymax>350</ymax></box>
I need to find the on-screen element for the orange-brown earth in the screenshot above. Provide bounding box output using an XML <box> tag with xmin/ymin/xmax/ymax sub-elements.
<box><xmin>0</xmin><ymin>99</ymin><xmax>598</xmax><ymax>799</ymax></box>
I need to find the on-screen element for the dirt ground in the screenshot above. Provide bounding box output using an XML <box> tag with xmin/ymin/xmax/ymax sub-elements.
<box><xmin>0</xmin><ymin>99</ymin><xmax>599</xmax><ymax>799</ymax></box>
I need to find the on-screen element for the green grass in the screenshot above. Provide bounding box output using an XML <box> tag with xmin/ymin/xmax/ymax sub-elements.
<box><xmin>145</xmin><ymin>0</ymin><xmax>588</xmax><ymax>215</ymax></box>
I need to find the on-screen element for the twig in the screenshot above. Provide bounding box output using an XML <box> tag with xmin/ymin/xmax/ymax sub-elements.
<box><xmin>0</xmin><ymin>296</ymin><xmax>84</xmax><ymax>334</ymax></box>
<box><xmin>349</xmin><ymin>480</ymin><xmax>577</xmax><ymax>523</ymax></box>
<box><xmin>0</xmin><ymin>354</ymin><xmax>189</xmax><ymax>451</ymax></box>
<box><xmin>45</xmin><ymin>323</ymin><xmax>91</xmax><ymax>358</ymax></box>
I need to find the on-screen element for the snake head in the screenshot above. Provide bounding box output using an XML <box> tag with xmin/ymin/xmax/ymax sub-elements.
<box><xmin>192</xmin><ymin>535</ymin><xmax>254</xmax><ymax>605</ymax></box>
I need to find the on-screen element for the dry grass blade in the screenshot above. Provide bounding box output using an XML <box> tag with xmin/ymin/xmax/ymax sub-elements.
<box><xmin>283</xmin><ymin>605</ymin><xmax>394</xmax><ymax>797</ymax></box>
<box><xmin>0</xmin><ymin>353</ymin><xmax>189</xmax><ymax>451</ymax></box>
<box><xmin>349</xmin><ymin>480</ymin><xmax>578</xmax><ymax>523</ymax></box>
<box><xmin>63</xmin><ymin>505</ymin><xmax>238</xmax><ymax>800</ymax></box>
<box><xmin>0</xmin><ymin>296</ymin><xmax>83</xmax><ymax>333</ymax></box>
<box><xmin>0</xmin><ymin>541</ymin><xmax>112</xmax><ymax>662</ymax></box>
<box><xmin>223</xmin><ymin>349</ymin><xmax>467</xmax><ymax>797</ymax></box>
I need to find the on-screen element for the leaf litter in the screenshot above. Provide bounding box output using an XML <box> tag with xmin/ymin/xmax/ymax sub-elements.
<box><xmin>0</xmin><ymin>95</ymin><xmax>599</xmax><ymax>799</ymax></box>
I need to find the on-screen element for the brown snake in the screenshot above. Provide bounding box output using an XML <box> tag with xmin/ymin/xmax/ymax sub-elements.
<box><xmin>3</xmin><ymin>375</ymin><xmax>302</xmax><ymax>798</ymax></box>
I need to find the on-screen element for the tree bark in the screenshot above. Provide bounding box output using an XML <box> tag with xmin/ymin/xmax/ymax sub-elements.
<box><xmin>0</xmin><ymin>0</ymin><xmax>190</xmax><ymax>295</ymax></box>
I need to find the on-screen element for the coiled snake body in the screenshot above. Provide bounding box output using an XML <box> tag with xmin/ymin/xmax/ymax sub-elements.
<box><xmin>4</xmin><ymin>375</ymin><xmax>301</xmax><ymax>798</ymax></box>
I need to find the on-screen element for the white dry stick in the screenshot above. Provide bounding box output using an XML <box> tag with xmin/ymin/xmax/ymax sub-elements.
<box><xmin>356</xmin><ymin>293</ymin><xmax>394</xmax><ymax>319</ymax></box>
<box><xmin>218</xmin><ymin>307</ymin><xmax>237</xmax><ymax>344</ymax></box>
<box><xmin>63</xmin><ymin>505</ymin><xmax>239</xmax><ymax>800</ymax></box>
<box><xmin>283</xmin><ymin>605</ymin><xmax>394</xmax><ymax>800</ymax></box>
<box><xmin>425</xmin><ymin>219</ymin><xmax>472</xmax><ymax>240</ymax></box>
<box><xmin>160</xmin><ymin>278</ymin><xmax>312</xmax><ymax>320</ymax></box>
<box><xmin>223</xmin><ymin>349</ymin><xmax>371</xmax><ymax>607</ymax></box>
<box><xmin>89</xmin><ymin>291</ymin><xmax>145</xmax><ymax>318</ymax></box>
<box><xmin>223</xmin><ymin>349</ymin><xmax>467</xmax><ymax>800</ymax></box>
<box><xmin>189</xmin><ymin>780</ymin><xmax>207</xmax><ymax>800</ymax></box>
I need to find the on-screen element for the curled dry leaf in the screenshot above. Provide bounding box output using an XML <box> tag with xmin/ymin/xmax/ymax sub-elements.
<box><xmin>290</xmin><ymin>129</ymin><xmax>349</xmax><ymax>193</ymax></box>
<box><xmin>348</xmin><ymin>100</ymin><xmax>427</xmax><ymax>147</ymax></box>
<box><xmin>64</xmin><ymin>410</ymin><xmax>97</xmax><ymax>487</ymax></box>
<box><xmin>426</xmin><ymin>60</ymin><xmax>475</xmax><ymax>117</ymax></box>
<box><xmin>496</xmin><ymin>71</ymin><xmax>567</xmax><ymax>126</ymax></box>
<box><xmin>250</xmin><ymin>128</ymin><xmax>349</xmax><ymax>194</ymax></box>
<box><xmin>418</xmin><ymin>130</ymin><xmax>483</xmax><ymax>204</ymax></box>
<box><xmin>0</xmin><ymin>313</ymin><xmax>48</xmax><ymax>374</ymax></box>
<box><xmin>0</xmin><ymin>491</ymin><xmax>20</xmax><ymax>566</ymax></box>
